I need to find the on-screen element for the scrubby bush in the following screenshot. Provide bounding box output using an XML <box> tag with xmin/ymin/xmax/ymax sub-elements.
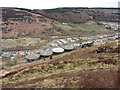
<box><xmin>0</xmin><ymin>65</ymin><xmax>3</xmax><ymax>70</ymax></box>
<box><xmin>96</xmin><ymin>41</ymin><xmax>119</xmax><ymax>53</ymax></box>
<box><xmin>4</xmin><ymin>57</ymin><xmax>19</xmax><ymax>66</ymax></box>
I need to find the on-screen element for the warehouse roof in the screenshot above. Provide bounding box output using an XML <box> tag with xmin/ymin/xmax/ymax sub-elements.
<box><xmin>40</xmin><ymin>49</ymin><xmax>53</xmax><ymax>56</ymax></box>
<box><xmin>26</xmin><ymin>53</ymin><xmax>40</xmax><ymax>60</ymax></box>
<box><xmin>52</xmin><ymin>47</ymin><xmax>64</xmax><ymax>53</ymax></box>
<box><xmin>62</xmin><ymin>45</ymin><xmax>74</xmax><ymax>50</ymax></box>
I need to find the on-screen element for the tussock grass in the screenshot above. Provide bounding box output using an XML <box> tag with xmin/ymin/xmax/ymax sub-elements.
<box><xmin>2</xmin><ymin>55</ymin><xmax>117</xmax><ymax>84</ymax></box>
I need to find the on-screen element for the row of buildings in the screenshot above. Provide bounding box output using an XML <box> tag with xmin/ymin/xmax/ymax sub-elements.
<box><xmin>1</xmin><ymin>33</ymin><xmax>118</xmax><ymax>62</ymax></box>
<box><xmin>102</xmin><ymin>22</ymin><xmax>119</xmax><ymax>31</ymax></box>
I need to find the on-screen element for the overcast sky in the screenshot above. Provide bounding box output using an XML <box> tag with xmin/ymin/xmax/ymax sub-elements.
<box><xmin>0</xmin><ymin>0</ymin><xmax>119</xmax><ymax>9</ymax></box>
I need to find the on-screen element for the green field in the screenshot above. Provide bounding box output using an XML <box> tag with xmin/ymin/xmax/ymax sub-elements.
<box><xmin>54</xmin><ymin>22</ymin><xmax>107</xmax><ymax>31</ymax></box>
<box><xmin>54</xmin><ymin>23</ymin><xmax>73</xmax><ymax>30</ymax></box>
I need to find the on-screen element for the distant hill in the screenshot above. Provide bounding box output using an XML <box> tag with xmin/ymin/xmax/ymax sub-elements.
<box><xmin>1</xmin><ymin>7</ymin><xmax>57</xmax><ymax>38</ymax></box>
<box><xmin>32</xmin><ymin>8</ymin><xmax>91</xmax><ymax>23</ymax></box>
<box><xmin>32</xmin><ymin>7</ymin><xmax>119</xmax><ymax>23</ymax></box>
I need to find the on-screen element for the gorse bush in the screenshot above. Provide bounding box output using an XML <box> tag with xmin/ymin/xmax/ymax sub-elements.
<box><xmin>4</xmin><ymin>57</ymin><xmax>19</xmax><ymax>66</ymax></box>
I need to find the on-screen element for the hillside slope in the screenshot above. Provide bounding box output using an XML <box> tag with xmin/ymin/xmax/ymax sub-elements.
<box><xmin>1</xmin><ymin>40</ymin><xmax>119</xmax><ymax>88</ymax></box>
<box><xmin>1</xmin><ymin>8</ymin><xmax>57</xmax><ymax>38</ymax></box>
<box><xmin>33</xmin><ymin>7</ymin><xmax>119</xmax><ymax>23</ymax></box>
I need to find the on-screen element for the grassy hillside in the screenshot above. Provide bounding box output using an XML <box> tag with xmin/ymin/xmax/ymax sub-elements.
<box><xmin>2</xmin><ymin>40</ymin><xmax>119</xmax><ymax>88</ymax></box>
<box><xmin>72</xmin><ymin>22</ymin><xmax>107</xmax><ymax>31</ymax></box>
<box><xmin>54</xmin><ymin>22</ymin><xmax>108</xmax><ymax>31</ymax></box>
<box><xmin>54</xmin><ymin>23</ymin><xmax>73</xmax><ymax>30</ymax></box>
<box><xmin>47</xmin><ymin>22</ymin><xmax>113</xmax><ymax>37</ymax></box>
